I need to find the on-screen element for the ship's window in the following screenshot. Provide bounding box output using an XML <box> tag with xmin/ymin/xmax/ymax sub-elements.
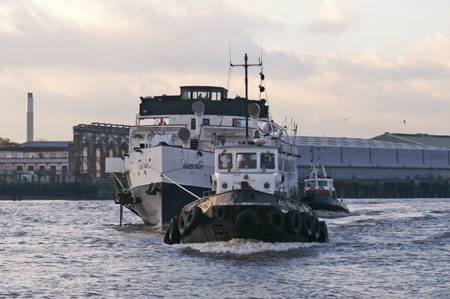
<box><xmin>192</xmin><ymin>91</ymin><xmax>210</xmax><ymax>100</ymax></box>
<box><xmin>191</xmin><ymin>118</ymin><xmax>196</xmax><ymax>130</ymax></box>
<box><xmin>203</xmin><ymin>119</ymin><xmax>210</xmax><ymax>126</ymax></box>
<box><xmin>211</xmin><ymin>91</ymin><xmax>222</xmax><ymax>101</ymax></box>
<box><xmin>306</xmin><ymin>181</ymin><xmax>315</xmax><ymax>187</ymax></box>
<box><xmin>28</xmin><ymin>165</ymin><xmax>34</xmax><ymax>171</ymax></box>
<box><xmin>40</xmin><ymin>166</ymin><xmax>45</xmax><ymax>171</ymax></box>
<box><xmin>237</xmin><ymin>153</ymin><xmax>257</xmax><ymax>169</ymax></box>
<box><xmin>233</xmin><ymin>119</ymin><xmax>246</xmax><ymax>127</ymax></box>
<box><xmin>17</xmin><ymin>165</ymin><xmax>23</xmax><ymax>171</ymax></box>
<box><xmin>62</xmin><ymin>165</ymin><xmax>68</xmax><ymax>173</ymax></box>
<box><xmin>261</xmin><ymin>153</ymin><xmax>275</xmax><ymax>169</ymax></box>
<box><xmin>318</xmin><ymin>181</ymin><xmax>328</xmax><ymax>187</ymax></box>
<box><xmin>218</xmin><ymin>154</ymin><xmax>232</xmax><ymax>170</ymax></box>
<box><xmin>181</xmin><ymin>90</ymin><xmax>190</xmax><ymax>100</ymax></box>
<box><xmin>278</xmin><ymin>157</ymin><xmax>283</xmax><ymax>171</ymax></box>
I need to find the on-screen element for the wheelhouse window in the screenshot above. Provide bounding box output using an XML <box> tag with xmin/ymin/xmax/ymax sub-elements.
<box><xmin>237</xmin><ymin>153</ymin><xmax>257</xmax><ymax>169</ymax></box>
<box><xmin>218</xmin><ymin>153</ymin><xmax>232</xmax><ymax>170</ymax></box>
<box><xmin>192</xmin><ymin>91</ymin><xmax>210</xmax><ymax>100</ymax></box>
<box><xmin>318</xmin><ymin>181</ymin><xmax>328</xmax><ymax>187</ymax></box>
<box><xmin>261</xmin><ymin>153</ymin><xmax>275</xmax><ymax>169</ymax></box>
<box><xmin>306</xmin><ymin>181</ymin><xmax>315</xmax><ymax>188</ymax></box>
<box><xmin>211</xmin><ymin>91</ymin><xmax>222</xmax><ymax>101</ymax></box>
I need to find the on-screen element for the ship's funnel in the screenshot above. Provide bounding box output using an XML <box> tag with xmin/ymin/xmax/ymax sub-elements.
<box><xmin>248</xmin><ymin>103</ymin><xmax>260</xmax><ymax>129</ymax></box>
<box><xmin>192</xmin><ymin>101</ymin><xmax>204</xmax><ymax>137</ymax></box>
<box><xmin>178</xmin><ymin>127</ymin><xmax>191</xmax><ymax>148</ymax></box>
<box><xmin>27</xmin><ymin>93</ymin><xmax>34</xmax><ymax>142</ymax></box>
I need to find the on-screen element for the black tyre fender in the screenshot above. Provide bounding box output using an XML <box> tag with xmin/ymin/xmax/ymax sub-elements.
<box><xmin>266</xmin><ymin>208</ymin><xmax>285</xmax><ymax>233</ymax></box>
<box><xmin>285</xmin><ymin>210</ymin><xmax>302</xmax><ymax>235</ymax></box>
<box><xmin>301</xmin><ymin>212</ymin><xmax>314</xmax><ymax>238</ymax></box>
<box><xmin>169</xmin><ymin>217</ymin><xmax>181</xmax><ymax>244</ymax></box>
<box><xmin>184</xmin><ymin>206</ymin><xmax>202</xmax><ymax>236</ymax></box>
<box><xmin>318</xmin><ymin>221</ymin><xmax>328</xmax><ymax>243</ymax></box>
<box><xmin>163</xmin><ymin>220</ymin><xmax>172</xmax><ymax>244</ymax></box>
<box><xmin>215</xmin><ymin>206</ymin><xmax>227</xmax><ymax>221</ymax></box>
<box><xmin>178</xmin><ymin>211</ymin><xmax>187</xmax><ymax>236</ymax></box>
<box><xmin>311</xmin><ymin>217</ymin><xmax>320</xmax><ymax>241</ymax></box>
<box><xmin>236</xmin><ymin>210</ymin><xmax>260</xmax><ymax>233</ymax></box>
<box><xmin>164</xmin><ymin>217</ymin><xmax>181</xmax><ymax>245</ymax></box>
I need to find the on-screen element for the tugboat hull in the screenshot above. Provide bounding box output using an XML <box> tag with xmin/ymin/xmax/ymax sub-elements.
<box><xmin>164</xmin><ymin>189</ymin><xmax>328</xmax><ymax>244</ymax></box>
<box><xmin>301</xmin><ymin>193</ymin><xmax>349</xmax><ymax>213</ymax></box>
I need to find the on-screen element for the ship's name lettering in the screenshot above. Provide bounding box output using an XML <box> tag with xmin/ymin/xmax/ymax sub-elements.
<box><xmin>183</xmin><ymin>164</ymin><xmax>204</xmax><ymax>169</ymax></box>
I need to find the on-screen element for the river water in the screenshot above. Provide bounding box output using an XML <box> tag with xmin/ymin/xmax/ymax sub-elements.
<box><xmin>0</xmin><ymin>198</ymin><xmax>449</xmax><ymax>298</ymax></box>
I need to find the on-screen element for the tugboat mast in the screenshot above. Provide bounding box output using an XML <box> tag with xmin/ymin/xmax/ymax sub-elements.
<box><xmin>230</xmin><ymin>53</ymin><xmax>262</xmax><ymax>143</ymax></box>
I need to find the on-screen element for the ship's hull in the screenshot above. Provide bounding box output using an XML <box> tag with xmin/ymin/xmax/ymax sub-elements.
<box><xmin>301</xmin><ymin>193</ymin><xmax>349</xmax><ymax>213</ymax></box>
<box><xmin>125</xmin><ymin>144</ymin><xmax>214</xmax><ymax>227</ymax></box>
<box><xmin>164</xmin><ymin>189</ymin><xmax>329</xmax><ymax>244</ymax></box>
<box><xmin>130</xmin><ymin>182</ymin><xmax>210</xmax><ymax>226</ymax></box>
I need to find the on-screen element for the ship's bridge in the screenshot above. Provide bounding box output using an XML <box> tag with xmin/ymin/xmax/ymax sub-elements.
<box><xmin>180</xmin><ymin>86</ymin><xmax>227</xmax><ymax>101</ymax></box>
<box><xmin>138</xmin><ymin>85</ymin><xmax>269</xmax><ymax>118</ymax></box>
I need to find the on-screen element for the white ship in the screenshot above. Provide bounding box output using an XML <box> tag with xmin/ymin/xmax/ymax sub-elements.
<box><xmin>106</xmin><ymin>85</ymin><xmax>273</xmax><ymax>226</ymax></box>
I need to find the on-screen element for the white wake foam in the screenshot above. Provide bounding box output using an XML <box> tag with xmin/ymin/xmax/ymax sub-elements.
<box><xmin>174</xmin><ymin>238</ymin><xmax>319</xmax><ymax>255</ymax></box>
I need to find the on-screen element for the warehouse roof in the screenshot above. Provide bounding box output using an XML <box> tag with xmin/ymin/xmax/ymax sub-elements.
<box><xmin>371</xmin><ymin>132</ymin><xmax>450</xmax><ymax>148</ymax></box>
<box><xmin>294</xmin><ymin>136</ymin><xmax>447</xmax><ymax>150</ymax></box>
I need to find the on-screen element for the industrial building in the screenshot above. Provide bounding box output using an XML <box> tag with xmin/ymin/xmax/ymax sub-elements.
<box><xmin>297</xmin><ymin>135</ymin><xmax>450</xmax><ymax>198</ymax></box>
<box><xmin>71</xmin><ymin>122</ymin><xmax>129</xmax><ymax>178</ymax></box>
<box><xmin>0</xmin><ymin>141</ymin><xmax>71</xmax><ymax>183</ymax></box>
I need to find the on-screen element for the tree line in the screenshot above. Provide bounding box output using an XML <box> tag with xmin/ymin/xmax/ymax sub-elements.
<box><xmin>0</xmin><ymin>137</ymin><xmax>18</xmax><ymax>147</ymax></box>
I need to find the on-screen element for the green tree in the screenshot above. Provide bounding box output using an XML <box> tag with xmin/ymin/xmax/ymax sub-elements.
<box><xmin>0</xmin><ymin>137</ymin><xmax>19</xmax><ymax>147</ymax></box>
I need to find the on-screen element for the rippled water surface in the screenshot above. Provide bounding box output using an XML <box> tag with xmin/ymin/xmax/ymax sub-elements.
<box><xmin>1</xmin><ymin>198</ymin><xmax>449</xmax><ymax>298</ymax></box>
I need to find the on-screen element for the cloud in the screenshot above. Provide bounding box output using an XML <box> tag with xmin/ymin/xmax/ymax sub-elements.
<box><xmin>1</xmin><ymin>1</ymin><xmax>449</xmax><ymax>142</ymax></box>
<box><xmin>302</xmin><ymin>1</ymin><xmax>359</xmax><ymax>35</ymax></box>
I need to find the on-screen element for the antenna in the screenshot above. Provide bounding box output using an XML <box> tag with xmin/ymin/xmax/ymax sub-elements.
<box><xmin>230</xmin><ymin>53</ymin><xmax>262</xmax><ymax>143</ymax></box>
<box><xmin>227</xmin><ymin>38</ymin><xmax>232</xmax><ymax>91</ymax></box>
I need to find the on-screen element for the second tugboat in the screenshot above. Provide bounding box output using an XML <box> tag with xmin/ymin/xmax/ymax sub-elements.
<box><xmin>164</xmin><ymin>104</ymin><xmax>328</xmax><ymax>244</ymax></box>
<box><xmin>301</xmin><ymin>165</ymin><xmax>349</xmax><ymax>213</ymax></box>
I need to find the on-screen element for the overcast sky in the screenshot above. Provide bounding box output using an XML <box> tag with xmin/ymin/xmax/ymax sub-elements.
<box><xmin>1</xmin><ymin>0</ymin><xmax>450</xmax><ymax>142</ymax></box>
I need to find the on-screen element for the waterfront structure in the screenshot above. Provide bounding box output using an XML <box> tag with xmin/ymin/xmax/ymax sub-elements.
<box><xmin>0</xmin><ymin>141</ymin><xmax>71</xmax><ymax>184</ymax></box>
<box><xmin>297</xmin><ymin>136</ymin><xmax>450</xmax><ymax>198</ymax></box>
<box><xmin>71</xmin><ymin>122</ymin><xmax>129</xmax><ymax>178</ymax></box>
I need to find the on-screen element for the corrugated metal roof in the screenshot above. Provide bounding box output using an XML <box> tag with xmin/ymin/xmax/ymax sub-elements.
<box><xmin>372</xmin><ymin>133</ymin><xmax>450</xmax><ymax>148</ymax></box>
<box><xmin>294</xmin><ymin>136</ymin><xmax>446</xmax><ymax>150</ymax></box>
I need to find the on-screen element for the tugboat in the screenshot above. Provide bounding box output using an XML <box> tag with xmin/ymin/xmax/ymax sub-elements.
<box><xmin>164</xmin><ymin>105</ymin><xmax>328</xmax><ymax>244</ymax></box>
<box><xmin>301</xmin><ymin>165</ymin><xmax>349</xmax><ymax>213</ymax></box>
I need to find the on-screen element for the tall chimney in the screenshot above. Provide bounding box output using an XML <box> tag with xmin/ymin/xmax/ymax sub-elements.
<box><xmin>27</xmin><ymin>92</ymin><xmax>34</xmax><ymax>142</ymax></box>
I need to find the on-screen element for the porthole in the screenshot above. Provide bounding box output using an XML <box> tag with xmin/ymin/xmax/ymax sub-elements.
<box><xmin>222</xmin><ymin>183</ymin><xmax>228</xmax><ymax>189</ymax></box>
<box><xmin>264</xmin><ymin>183</ymin><xmax>270</xmax><ymax>189</ymax></box>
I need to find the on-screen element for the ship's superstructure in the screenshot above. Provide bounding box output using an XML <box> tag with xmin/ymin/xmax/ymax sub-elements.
<box><xmin>164</xmin><ymin>115</ymin><xmax>329</xmax><ymax>244</ymax></box>
<box><xmin>106</xmin><ymin>86</ymin><xmax>271</xmax><ymax>226</ymax></box>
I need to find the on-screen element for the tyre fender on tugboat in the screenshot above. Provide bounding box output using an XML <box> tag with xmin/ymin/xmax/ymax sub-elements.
<box><xmin>311</xmin><ymin>217</ymin><xmax>321</xmax><ymax>241</ymax></box>
<box><xmin>164</xmin><ymin>217</ymin><xmax>181</xmax><ymax>245</ymax></box>
<box><xmin>236</xmin><ymin>210</ymin><xmax>260</xmax><ymax>234</ymax></box>
<box><xmin>318</xmin><ymin>221</ymin><xmax>328</xmax><ymax>243</ymax></box>
<box><xmin>215</xmin><ymin>206</ymin><xmax>227</xmax><ymax>221</ymax></box>
<box><xmin>285</xmin><ymin>210</ymin><xmax>302</xmax><ymax>235</ymax></box>
<box><xmin>184</xmin><ymin>206</ymin><xmax>202</xmax><ymax>236</ymax></box>
<box><xmin>178</xmin><ymin>211</ymin><xmax>187</xmax><ymax>236</ymax></box>
<box><xmin>266</xmin><ymin>208</ymin><xmax>285</xmax><ymax>233</ymax></box>
<box><xmin>301</xmin><ymin>212</ymin><xmax>314</xmax><ymax>238</ymax></box>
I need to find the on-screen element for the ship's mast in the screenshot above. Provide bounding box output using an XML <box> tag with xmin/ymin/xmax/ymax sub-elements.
<box><xmin>230</xmin><ymin>53</ymin><xmax>262</xmax><ymax>143</ymax></box>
